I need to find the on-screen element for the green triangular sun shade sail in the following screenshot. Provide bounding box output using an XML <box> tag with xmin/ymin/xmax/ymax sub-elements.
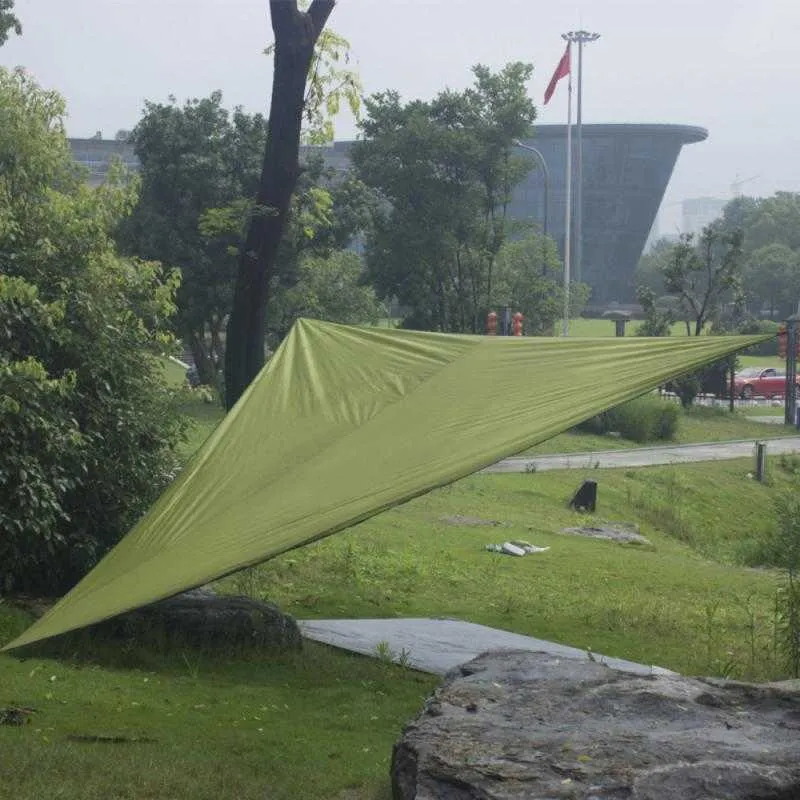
<box><xmin>4</xmin><ymin>320</ymin><xmax>770</xmax><ymax>651</ymax></box>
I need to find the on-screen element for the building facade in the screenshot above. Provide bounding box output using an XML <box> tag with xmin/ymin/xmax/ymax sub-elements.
<box><xmin>510</xmin><ymin>124</ymin><xmax>708</xmax><ymax>303</ymax></box>
<box><xmin>69</xmin><ymin>123</ymin><xmax>707</xmax><ymax>304</ymax></box>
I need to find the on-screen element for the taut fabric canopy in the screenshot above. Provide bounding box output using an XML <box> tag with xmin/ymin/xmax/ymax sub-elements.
<box><xmin>4</xmin><ymin>320</ymin><xmax>769</xmax><ymax>650</ymax></box>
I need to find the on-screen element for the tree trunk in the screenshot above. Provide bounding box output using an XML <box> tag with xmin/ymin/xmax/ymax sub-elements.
<box><xmin>190</xmin><ymin>330</ymin><xmax>216</xmax><ymax>385</ymax></box>
<box><xmin>224</xmin><ymin>0</ymin><xmax>335</xmax><ymax>409</ymax></box>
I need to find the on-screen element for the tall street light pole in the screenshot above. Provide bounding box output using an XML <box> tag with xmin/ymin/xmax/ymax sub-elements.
<box><xmin>512</xmin><ymin>140</ymin><xmax>550</xmax><ymax>239</ymax></box>
<box><xmin>513</xmin><ymin>140</ymin><xmax>550</xmax><ymax>273</ymax></box>
<box><xmin>562</xmin><ymin>30</ymin><xmax>600</xmax><ymax>287</ymax></box>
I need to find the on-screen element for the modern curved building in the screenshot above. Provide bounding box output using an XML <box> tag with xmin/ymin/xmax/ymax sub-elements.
<box><xmin>298</xmin><ymin>124</ymin><xmax>708</xmax><ymax>304</ymax></box>
<box><xmin>512</xmin><ymin>124</ymin><xmax>708</xmax><ymax>303</ymax></box>
<box><xmin>69</xmin><ymin>122</ymin><xmax>707</xmax><ymax>305</ymax></box>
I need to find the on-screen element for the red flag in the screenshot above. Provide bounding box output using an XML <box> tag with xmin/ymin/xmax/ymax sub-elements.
<box><xmin>544</xmin><ymin>44</ymin><xmax>571</xmax><ymax>105</ymax></box>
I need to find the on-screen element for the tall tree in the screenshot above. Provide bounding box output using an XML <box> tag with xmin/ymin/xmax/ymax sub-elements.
<box><xmin>199</xmin><ymin>152</ymin><xmax>379</xmax><ymax>350</ymax></box>
<box><xmin>744</xmin><ymin>243</ymin><xmax>800</xmax><ymax>319</ymax></box>
<box><xmin>225</xmin><ymin>0</ymin><xmax>335</xmax><ymax>409</ymax></box>
<box><xmin>353</xmin><ymin>63</ymin><xmax>537</xmax><ymax>332</ymax></box>
<box><xmin>663</xmin><ymin>225</ymin><xmax>745</xmax><ymax>336</ymax></box>
<box><xmin>0</xmin><ymin>0</ymin><xmax>21</xmax><ymax>46</ymax></box>
<box><xmin>117</xmin><ymin>93</ymin><xmax>267</xmax><ymax>384</ymax></box>
<box><xmin>267</xmin><ymin>250</ymin><xmax>382</xmax><ymax>343</ymax></box>
<box><xmin>494</xmin><ymin>233</ymin><xmax>589</xmax><ymax>334</ymax></box>
<box><xmin>634</xmin><ymin>236</ymin><xmax>676</xmax><ymax>297</ymax></box>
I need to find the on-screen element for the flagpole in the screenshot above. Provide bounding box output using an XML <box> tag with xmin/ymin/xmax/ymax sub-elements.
<box><xmin>564</xmin><ymin>30</ymin><xmax>601</xmax><ymax>287</ymax></box>
<box><xmin>562</xmin><ymin>42</ymin><xmax>573</xmax><ymax>338</ymax></box>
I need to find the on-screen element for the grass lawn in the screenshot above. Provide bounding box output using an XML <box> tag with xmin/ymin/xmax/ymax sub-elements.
<box><xmin>566</xmin><ymin>318</ymin><xmax>689</xmax><ymax>337</ymax></box>
<box><xmin>738</xmin><ymin>354</ymin><xmax>784</xmax><ymax>369</ymax></box>
<box><xmin>160</xmin><ymin>355</ymin><xmax>189</xmax><ymax>387</ymax></box>
<box><xmin>176</xmin><ymin>395</ymin><xmax>225</xmax><ymax>463</ymax></box>
<box><xmin>0</xmin><ymin>623</ymin><xmax>435</xmax><ymax>800</ymax></box>
<box><xmin>2</xmin><ymin>457</ymin><xmax>794</xmax><ymax>797</ymax></box>
<box><xmin>221</xmin><ymin>459</ymin><xmax>790</xmax><ymax>684</ymax></box>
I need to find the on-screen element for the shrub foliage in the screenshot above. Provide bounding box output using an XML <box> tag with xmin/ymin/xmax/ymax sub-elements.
<box><xmin>577</xmin><ymin>395</ymin><xmax>680</xmax><ymax>443</ymax></box>
<box><xmin>0</xmin><ymin>68</ymin><xmax>184</xmax><ymax>595</ymax></box>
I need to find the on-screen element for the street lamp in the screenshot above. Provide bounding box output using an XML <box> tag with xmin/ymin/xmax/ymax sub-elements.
<box><xmin>513</xmin><ymin>140</ymin><xmax>552</xmax><ymax>282</ymax></box>
<box><xmin>562</xmin><ymin>30</ymin><xmax>600</xmax><ymax>286</ymax></box>
<box><xmin>513</xmin><ymin>139</ymin><xmax>550</xmax><ymax>243</ymax></box>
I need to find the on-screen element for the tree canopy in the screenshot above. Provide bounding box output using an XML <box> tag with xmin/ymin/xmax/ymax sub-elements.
<box><xmin>663</xmin><ymin>226</ymin><xmax>745</xmax><ymax>336</ymax></box>
<box><xmin>117</xmin><ymin>92</ymin><xmax>268</xmax><ymax>385</ymax></box>
<box><xmin>0</xmin><ymin>0</ymin><xmax>21</xmax><ymax>47</ymax></box>
<box><xmin>352</xmin><ymin>62</ymin><xmax>538</xmax><ymax>333</ymax></box>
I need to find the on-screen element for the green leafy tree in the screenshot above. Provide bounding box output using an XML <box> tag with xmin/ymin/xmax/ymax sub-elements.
<box><xmin>0</xmin><ymin>67</ymin><xmax>184</xmax><ymax>594</ymax></box>
<box><xmin>663</xmin><ymin>225</ymin><xmax>745</xmax><ymax>336</ymax></box>
<box><xmin>637</xmin><ymin>226</ymin><xmax>745</xmax><ymax>406</ymax></box>
<box><xmin>0</xmin><ymin>0</ymin><xmax>21</xmax><ymax>46</ymax></box>
<box><xmin>198</xmin><ymin>150</ymin><xmax>379</xmax><ymax>350</ymax></box>
<box><xmin>117</xmin><ymin>92</ymin><xmax>267</xmax><ymax>385</ymax></box>
<box><xmin>634</xmin><ymin>236</ymin><xmax>676</xmax><ymax>296</ymax></box>
<box><xmin>741</xmin><ymin>192</ymin><xmax>800</xmax><ymax>253</ymax></box>
<box><xmin>635</xmin><ymin>285</ymin><xmax>675</xmax><ymax>337</ymax></box>
<box><xmin>267</xmin><ymin>250</ymin><xmax>381</xmax><ymax>343</ymax></box>
<box><xmin>353</xmin><ymin>63</ymin><xmax>537</xmax><ymax>332</ymax></box>
<box><xmin>744</xmin><ymin>243</ymin><xmax>799</xmax><ymax>319</ymax></box>
<box><xmin>494</xmin><ymin>233</ymin><xmax>588</xmax><ymax>334</ymax></box>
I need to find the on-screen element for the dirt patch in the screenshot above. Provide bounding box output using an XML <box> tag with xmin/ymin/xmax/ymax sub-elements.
<box><xmin>559</xmin><ymin>524</ymin><xmax>650</xmax><ymax>545</ymax></box>
<box><xmin>440</xmin><ymin>515</ymin><xmax>506</xmax><ymax>527</ymax></box>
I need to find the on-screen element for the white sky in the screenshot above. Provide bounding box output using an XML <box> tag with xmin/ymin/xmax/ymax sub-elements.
<box><xmin>3</xmin><ymin>0</ymin><xmax>799</xmax><ymax>230</ymax></box>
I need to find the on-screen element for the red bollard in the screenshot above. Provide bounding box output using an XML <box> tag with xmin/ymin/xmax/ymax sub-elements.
<box><xmin>487</xmin><ymin>311</ymin><xmax>498</xmax><ymax>336</ymax></box>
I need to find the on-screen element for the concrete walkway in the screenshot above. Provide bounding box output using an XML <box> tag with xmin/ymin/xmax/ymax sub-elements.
<box><xmin>298</xmin><ymin>618</ymin><xmax>674</xmax><ymax>677</ymax></box>
<box><xmin>485</xmin><ymin>435</ymin><xmax>800</xmax><ymax>474</ymax></box>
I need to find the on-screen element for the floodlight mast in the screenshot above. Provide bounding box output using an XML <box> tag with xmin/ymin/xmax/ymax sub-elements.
<box><xmin>562</xmin><ymin>30</ymin><xmax>600</xmax><ymax>289</ymax></box>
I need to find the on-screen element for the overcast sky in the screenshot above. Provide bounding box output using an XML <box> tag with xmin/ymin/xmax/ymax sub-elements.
<box><xmin>3</xmin><ymin>0</ymin><xmax>798</xmax><ymax>230</ymax></box>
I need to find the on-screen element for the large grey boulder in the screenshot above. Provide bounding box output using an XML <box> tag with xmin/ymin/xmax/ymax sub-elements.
<box><xmin>391</xmin><ymin>650</ymin><xmax>800</xmax><ymax>799</ymax></box>
<box><xmin>89</xmin><ymin>589</ymin><xmax>302</xmax><ymax>652</ymax></box>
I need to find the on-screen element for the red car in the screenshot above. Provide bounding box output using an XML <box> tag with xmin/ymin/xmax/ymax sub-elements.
<box><xmin>734</xmin><ymin>367</ymin><xmax>798</xmax><ymax>399</ymax></box>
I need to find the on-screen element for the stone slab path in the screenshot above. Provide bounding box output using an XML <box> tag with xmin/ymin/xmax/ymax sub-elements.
<box><xmin>298</xmin><ymin>617</ymin><xmax>674</xmax><ymax>677</ymax></box>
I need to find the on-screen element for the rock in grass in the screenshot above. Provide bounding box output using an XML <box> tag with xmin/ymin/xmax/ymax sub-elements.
<box><xmin>391</xmin><ymin>650</ymin><xmax>800</xmax><ymax>799</ymax></box>
<box><xmin>89</xmin><ymin>590</ymin><xmax>302</xmax><ymax>653</ymax></box>
<box><xmin>560</xmin><ymin>524</ymin><xmax>650</xmax><ymax>545</ymax></box>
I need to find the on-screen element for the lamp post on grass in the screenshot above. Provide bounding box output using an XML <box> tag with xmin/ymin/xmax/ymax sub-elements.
<box><xmin>513</xmin><ymin>140</ymin><xmax>551</xmax><ymax>279</ymax></box>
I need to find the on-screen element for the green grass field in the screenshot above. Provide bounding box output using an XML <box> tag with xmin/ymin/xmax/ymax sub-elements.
<box><xmin>2</xmin><ymin>454</ymin><xmax>795</xmax><ymax>798</ymax></box>
<box><xmin>1</xmin><ymin>340</ymin><xmax>797</xmax><ymax>799</ymax></box>
<box><xmin>565</xmin><ymin>318</ymin><xmax>688</xmax><ymax>337</ymax></box>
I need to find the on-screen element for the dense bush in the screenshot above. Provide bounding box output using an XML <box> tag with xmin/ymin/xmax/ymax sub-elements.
<box><xmin>577</xmin><ymin>395</ymin><xmax>680</xmax><ymax>443</ymax></box>
<box><xmin>741</xmin><ymin>319</ymin><xmax>780</xmax><ymax>357</ymax></box>
<box><xmin>0</xmin><ymin>68</ymin><xmax>185</xmax><ymax>595</ymax></box>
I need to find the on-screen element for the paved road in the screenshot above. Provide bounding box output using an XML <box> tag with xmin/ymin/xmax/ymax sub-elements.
<box><xmin>485</xmin><ymin>436</ymin><xmax>800</xmax><ymax>474</ymax></box>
